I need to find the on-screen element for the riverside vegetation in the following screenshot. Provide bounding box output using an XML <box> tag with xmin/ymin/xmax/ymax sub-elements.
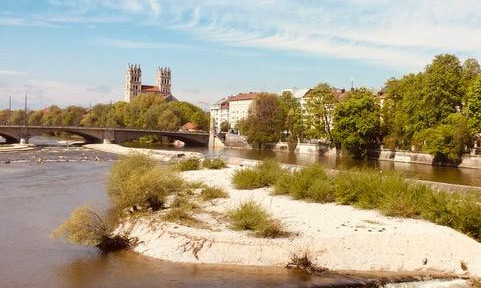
<box><xmin>174</xmin><ymin>158</ymin><xmax>227</xmax><ymax>171</ymax></box>
<box><xmin>232</xmin><ymin>159</ymin><xmax>481</xmax><ymax>241</ymax></box>
<box><xmin>52</xmin><ymin>155</ymin><xmax>283</xmax><ymax>252</ymax></box>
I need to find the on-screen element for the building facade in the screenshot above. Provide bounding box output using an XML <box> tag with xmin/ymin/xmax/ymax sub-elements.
<box><xmin>210</xmin><ymin>92</ymin><xmax>257</xmax><ymax>132</ymax></box>
<box><xmin>124</xmin><ymin>64</ymin><xmax>176</xmax><ymax>103</ymax></box>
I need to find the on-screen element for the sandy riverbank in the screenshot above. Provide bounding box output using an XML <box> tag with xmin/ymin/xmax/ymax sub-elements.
<box><xmin>116</xmin><ymin>165</ymin><xmax>481</xmax><ymax>279</ymax></box>
<box><xmin>86</xmin><ymin>144</ymin><xmax>481</xmax><ymax>281</ymax></box>
<box><xmin>84</xmin><ymin>144</ymin><xmax>203</xmax><ymax>161</ymax></box>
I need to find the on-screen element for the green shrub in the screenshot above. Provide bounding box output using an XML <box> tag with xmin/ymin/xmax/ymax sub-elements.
<box><xmin>232</xmin><ymin>158</ymin><xmax>286</xmax><ymax>189</ymax></box>
<box><xmin>232</xmin><ymin>168</ymin><xmax>263</xmax><ymax>189</ymax></box>
<box><xmin>108</xmin><ymin>154</ymin><xmax>157</xmax><ymax>203</ymax></box>
<box><xmin>200</xmin><ymin>186</ymin><xmax>228</xmax><ymax>200</ymax></box>
<box><xmin>255</xmin><ymin>218</ymin><xmax>289</xmax><ymax>238</ymax></box>
<box><xmin>108</xmin><ymin>154</ymin><xmax>186</xmax><ymax>211</ymax></box>
<box><xmin>176</xmin><ymin>158</ymin><xmax>201</xmax><ymax>171</ymax></box>
<box><xmin>332</xmin><ymin>168</ymin><xmax>481</xmax><ymax>241</ymax></box>
<box><xmin>228</xmin><ymin>199</ymin><xmax>268</xmax><ymax>230</ymax></box>
<box><xmin>52</xmin><ymin>206</ymin><xmax>131</xmax><ymax>252</ymax></box>
<box><xmin>334</xmin><ymin>169</ymin><xmax>385</xmax><ymax>208</ymax></box>
<box><xmin>227</xmin><ymin>199</ymin><xmax>288</xmax><ymax>238</ymax></box>
<box><xmin>203</xmin><ymin>158</ymin><xmax>227</xmax><ymax>169</ymax></box>
<box><xmin>274</xmin><ymin>164</ymin><xmax>335</xmax><ymax>203</ymax></box>
<box><xmin>304</xmin><ymin>178</ymin><xmax>335</xmax><ymax>203</ymax></box>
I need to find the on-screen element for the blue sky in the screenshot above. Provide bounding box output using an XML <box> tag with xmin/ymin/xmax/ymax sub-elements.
<box><xmin>1</xmin><ymin>0</ymin><xmax>481</xmax><ymax>109</ymax></box>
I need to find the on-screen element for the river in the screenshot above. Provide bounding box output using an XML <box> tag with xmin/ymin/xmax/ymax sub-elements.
<box><xmin>0</xmin><ymin>148</ymin><xmax>394</xmax><ymax>288</ymax></box>
<box><xmin>125</xmin><ymin>142</ymin><xmax>481</xmax><ymax>187</ymax></box>
<box><xmin>0</xmin><ymin>142</ymin><xmax>473</xmax><ymax>287</ymax></box>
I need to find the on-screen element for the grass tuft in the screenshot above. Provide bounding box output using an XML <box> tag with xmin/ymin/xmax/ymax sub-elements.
<box><xmin>232</xmin><ymin>158</ymin><xmax>287</xmax><ymax>189</ymax></box>
<box><xmin>274</xmin><ymin>164</ymin><xmax>335</xmax><ymax>203</ymax></box>
<box><xmin>227</xmin><ymin>199</ymin><xmax>288</xmax><ymax>238</ymax></box>
<box><xmin>286</xmin><ymin>251</ymin><xmax>328</xmax><ymax>275</ymax></box>
<box><xmin>175</xmin><ymin>158</ymin><xmax>201</xmax><ymax>171</ymax></box>
<box><xmin>202</xmin><ymin>158</ymin><xmax>227</xmax><ymax>169</ymax></box>
<box><xmin>199</xmin><ymin>186</ymin><xmax>228</xmax><ymax>200</ymax></box>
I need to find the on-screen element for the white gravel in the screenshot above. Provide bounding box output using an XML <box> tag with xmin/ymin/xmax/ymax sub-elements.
<box><xmin>118</xmin><ymin>166</ymin><xmax>481</xmax><ymax>278</ymax></box>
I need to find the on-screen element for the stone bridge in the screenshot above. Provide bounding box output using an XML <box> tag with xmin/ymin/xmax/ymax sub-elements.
<box><xmin>0</xmin><ymin>126</ymin><xmax>209</xmax><ymax>146</ymax></box>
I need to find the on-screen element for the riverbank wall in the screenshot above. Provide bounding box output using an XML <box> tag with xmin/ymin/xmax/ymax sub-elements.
<box><xmin>369</xmin><ymin>149</ymin><xmax>481</xmax><ymax>170</ymax></box>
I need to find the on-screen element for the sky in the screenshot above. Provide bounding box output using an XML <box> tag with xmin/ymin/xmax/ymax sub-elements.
<box><xmin>1</xmin><ymin>0</ymin><xmax>481</xmax><ymax>110</ymax></box>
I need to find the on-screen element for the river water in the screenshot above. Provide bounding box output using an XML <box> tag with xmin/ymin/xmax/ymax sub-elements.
<box><xmin>0</xmin><ymin>143</ymin><xmax>472</xmax><ymax>288</ymax></box>
<box><xmin>125</xmin><ymin>142</ymin><xmax>481</xmax><ymax>187</ymax></box>
<box><xmin>0</xmin><ymin>149</ymin><xmax>392</xmax><ymax>288</ymax></box>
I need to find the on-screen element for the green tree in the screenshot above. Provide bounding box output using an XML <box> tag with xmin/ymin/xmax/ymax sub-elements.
<box><xmin>80</xmin><ymin>104</ymin><xmax>111</xmax><ymax>127</ymax></box>
<box><xmin>413</xmin><ymin>113</ymin><xmax>469</xmax><ymax>163</ymax></box>
<box><xmin>220</xmin><ymin>120</ymin><xmax>230</xmax><ymax>132</ymax></box>
<box><xmin>462</xmin><ymin>58</ymin><xmax>481</xmax><ymax>89</ymax></box>
<box><xmin>304</xmin><ymin>83</ymin><xmax>337</xmax><ymax>144</ymax></box>
<box><xmin>157</xmin><ymin>110</ymin><xmax>181</xmax><ymax>131</ymax></box>
<box><xmin>28</xmin><ymin>109</ymin><xmax>46</xmax><ymax>126</ymax></box>
<box><xmin>420</xmin><ymin>54</ymin><xmax>463</xmax><ymax>127</ymax></box>
<box><xmin>333</xmin><ymin>88</ymin><xmax>382</xmax><ymax>158</ymax></box>
<box><xmin>60</xmin><ymin>106</ymin><xmax>86</xmax><ymax>126</ymax></box>
<box><xmin>42</xmin><ymin>105</ymin><xmax>63</xmax><ymax>126</ymax></box>
<box><xmin>239</xmin><ymin>93</ymin><xmax>282</xmax><ymax>149</ymax></box>
<box><xmin>467</xmin><ymin>76</ymin><xmax>481</xmax><ymax>135</ymax></box>
<box><xmin>191</xmin><ymin>111</ymin><xmax>209</xmax><ymax>130</ymax></box>
<box><xmin>277</xmin><ymin>91</ymin><xmax>302</xmax><ymax>142</ymax></box>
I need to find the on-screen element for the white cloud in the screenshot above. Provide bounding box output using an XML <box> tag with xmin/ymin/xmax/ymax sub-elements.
<box><xmin>0</xmin><ymin>77</ymin><xmax>121</xmax><ymax>109</ymax></box>
<box><xmin>97</xmin><ymin>37</ymin><xmax>192</xmax><ymax>50</ymax></box>
<box><xmin>39</xmin><ymin>0</ymin><xmax>481</xmax><ymax>69</ymax></box>
<box><xmin>0</xmin><ymin>70</ymin><xmax>28</xmax><ymax>76</ymax></box>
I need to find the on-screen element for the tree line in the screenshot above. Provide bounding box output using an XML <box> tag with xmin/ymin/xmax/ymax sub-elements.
<box><xmin>0</xmin><ymin>94</ymin><xmax>210</xmax><ymax>132</ymax></box>
<box><xmin>239</xmin><ymin>54</ymin><xmax>481</xmax><ymax>163</ymax></box>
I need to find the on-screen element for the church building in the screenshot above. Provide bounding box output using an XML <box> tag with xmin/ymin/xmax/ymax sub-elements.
<box><xmin>124</xmin><ymin>64</ymin><xmax>177</xmax><ymax>103</ymax></box>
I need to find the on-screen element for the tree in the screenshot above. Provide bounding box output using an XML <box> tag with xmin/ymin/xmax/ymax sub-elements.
<box><xmin>191</xmin><ymin>111</ymin><xmax>209</xmax><ymax>130</ymax></box>
<box><xmin>333</xmin><ymin>88</ymin><xmax>382</xmax><ymax>158</ymax></box>
<box><xmin>239</xmin><ymin>93</ymin><xmax>282</xmax><ymax>149</ymax></box>
<box><xmin>157</xmin><ymin>110</ymin><xmax>181</xmax><ymax>131</ymax></box>
<box><xmin>61</xmin><ymin>106</ymin><xmax>87</xmax><ymax>126</ymax></box>
<box><xmin>277</xmin><ymin>91</ymin><xmax>302</xmax><ymax>142</ymax></box>
<box><xmin>304</xmin><ymin>83</ymin><xmax>337</xmax><ymax>144</ymax></box>
<box><xmin>413</xmin><ymin>113</ymin><xmax>469</xmax><ymax>164</ymax></box>
<box><xmin>220</xmin><ymin>120</ymin><xmax>230</xmax><ymax>132</ymax></box>
<box><xmin>462</xmin><ymin>58</ymin><xmax>481</xmax><ymax>89</ymax></box>
<box><xmin>42</xmin><ymin>105</ymin><xmax>63</xmax><ymax>126</ymax></box>
<box><xmin>421</xmin><ymin>54</ymin><xmax>463</xmax><ymax>126</ymax></box>
<box><xmin>467</xmin><ymin>76</ymin><xmax>481</xmax><ymax>136</ymax></box>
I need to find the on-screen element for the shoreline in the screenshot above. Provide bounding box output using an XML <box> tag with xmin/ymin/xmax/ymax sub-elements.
<box><xmin>117</xmin><ymin>166</ymin><xmax>481</xmax><ymax>278</ymax></box>
<box><xmin>87</xmin><ymin>144</ymin><xmax>481</xmax><ymax>284</ymax></box>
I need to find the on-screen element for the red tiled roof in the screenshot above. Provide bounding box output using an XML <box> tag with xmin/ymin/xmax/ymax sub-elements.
<box><xmin>141</xmin><ymin>85</ymin><xmax>160</xmax><ymax>92</ymax></box>
<box><xmin>227</xmin><ymin>92</ymin><xmax>258</xmax><ymax>102</ymax></box>
<box><xmin>220</xmin><ymin>101</ymin><xmax>229</xmax><ymax>109</ymax></box>
<box><xmin>181</xmin><ymin>122</ymin><xmax>200</xmax><ymax>131</ymax></box>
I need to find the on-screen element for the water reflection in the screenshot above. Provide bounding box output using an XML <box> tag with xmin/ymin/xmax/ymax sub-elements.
<box><xmin>124</xmin><ymin>142</ymin><xmax>481</xmax><ymax>187</ymax></box>
<box><xmin>0</xmin><ymin>159</ymin><xmax>377</xmax><ymax>288</ymax></box>
<box><xmin>58</xmin><ymin>251</ymin><xmax>378</xmax><ymax>288</ymax></box>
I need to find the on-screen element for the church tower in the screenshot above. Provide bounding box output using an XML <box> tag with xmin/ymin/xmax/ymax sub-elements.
<box><xmin>124</xmin><ymin>64</ymin><xmax>142</xmax><ymax>102</ymax></box>
<box><xmin>155</xmin><ymin>67</ymin><xmax>171</xmax><ymax>95</ymax></box>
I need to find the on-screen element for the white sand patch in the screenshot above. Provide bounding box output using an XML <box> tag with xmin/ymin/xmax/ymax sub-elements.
<box><xmin>84</xmin><ymin>144</ymin><xmax>203</xmax><ymax>161</ymax></box>
<box><xmin>117</xmin><ymin>165</ymin><xmax>481</xmax><ymax>278</ymax></box>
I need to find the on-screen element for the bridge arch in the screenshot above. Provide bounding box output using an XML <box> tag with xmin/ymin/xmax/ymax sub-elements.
<box><xmin>24</xmin><ymin>128</ymin><xmax>103</xmax><ymax>144</ymax></box>
<box><xmin>0</xmin><ymin>126</ymin><xmax>209</xmax><ymax>147</ymax></box>
<box><xmin>113</xmin><ymin>131</ymin><xmax>207</xmax><ymax>146</ymax></box>
<box><xmin>0</xmin><ymin>132</ymin><xmax>19</xmax><ymax>144</ymax></box>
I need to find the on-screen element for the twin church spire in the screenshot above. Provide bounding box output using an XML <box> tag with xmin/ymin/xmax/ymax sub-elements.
<box><xmin>124</xmin><ymin>64</ymin><xmax>172</xmax><ymax>103</ymax></box>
